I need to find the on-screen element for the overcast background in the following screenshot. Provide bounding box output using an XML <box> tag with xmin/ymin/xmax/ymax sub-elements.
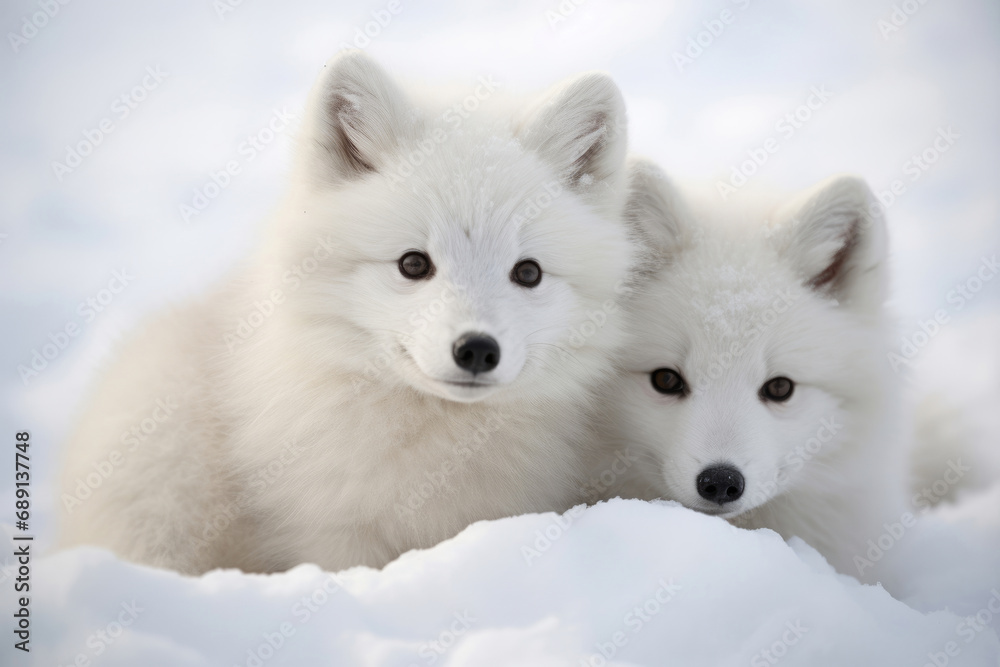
<box><xmin>1</xmin><ymin>0</ymin><xmax>998</xmax><ymax>551</ymax></box>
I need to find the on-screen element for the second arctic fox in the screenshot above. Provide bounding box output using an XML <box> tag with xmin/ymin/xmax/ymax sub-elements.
<box><xmin>597</xmin><ymin>160</ymin><xmax>908</xmax><ymax>581</ymax></box>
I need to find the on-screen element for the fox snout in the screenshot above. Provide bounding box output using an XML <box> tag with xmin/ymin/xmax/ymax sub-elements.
<box><xmin>695</xmin><ymin>465</ymin><xmax>745</xmax><ymax>505</ymax></box>
<box><xmin>452</xmin><ymin>332</ymin><xmax>501</xmax><ymax>374</ymax></box>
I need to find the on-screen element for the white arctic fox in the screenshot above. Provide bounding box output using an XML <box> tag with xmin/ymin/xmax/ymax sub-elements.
<box><xmin>596</xmin><ymin>160</ymin><xmax>908</xmax><ymax>580</ymax></box>
<box><xmin>58</xmin><ymin>51</ymin><xmax>640</xmax><ymax>574</ymax></box>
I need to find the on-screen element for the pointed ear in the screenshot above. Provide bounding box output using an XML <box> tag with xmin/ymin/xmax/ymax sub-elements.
<box><xmin>624</xmin><ymin>158</ymin><xmax>692</xmax><ymax>268</ymax></box>
<box><xmin>298</xmin><ymin>50</ymin><xmax>416</xmax><ymax>184</ymax></box>
<box><xmin>518</xmin><ymin>72</ymin><xmax>628</xmax><ymax>202</ymax></box>
<box><xmin>772</xmin><ymin>176</ymin><xmax>888</xmax><ymax>309</ymax></box>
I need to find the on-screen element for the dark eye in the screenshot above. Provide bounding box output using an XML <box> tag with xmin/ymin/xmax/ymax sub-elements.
<box><xmin>511</xmin><ymin>259</ymin><xmax>542</xmax><ymax>288</ymax></box>
<box><xmin>651</xmin><ymin>368</ymin><xmax>687</xmax><ymax>396</ymax></box>
<box><xmin>760</xmin><ymin>377</ymin><xmax>794</xmax><ymax>402</ymax></box>
<box><xmin>399</xmin><ymin>251</ymin><xmax>433</xmax><ymax>279</ymax></box>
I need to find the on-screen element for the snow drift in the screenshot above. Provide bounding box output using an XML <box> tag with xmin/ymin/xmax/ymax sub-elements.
<box><xmin>9</xmin><ymin>496</ymin><xmax>1000</xmax><ymax>667</ymax></box>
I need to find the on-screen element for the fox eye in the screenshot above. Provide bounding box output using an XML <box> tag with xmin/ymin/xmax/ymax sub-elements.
<box><xmin>760</xmin><ymin>377</ymin><xmax>794</xmax><ymax>402</ymax></box>
<box><xmin>399</xmin><ymin>251</ymin><xmax>433</xmax><ymax>279</ymax></box>
<box><xmin>511</xmin><ymin>259</ymin><xmax>542</xmax><ymax>287</ymax></box>
<box><xmin>651</xmin><ymin>368</ymin><xmax>687</xmax><ymax>396</ymax></box>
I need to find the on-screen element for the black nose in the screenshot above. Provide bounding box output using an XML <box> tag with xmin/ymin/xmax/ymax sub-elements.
<box><xmin>696</xmin><ymin>466</ymin><xmax>745</xmax><ymax>505</ymax></box>
<box><xmin>452</xmin><ymin>333</ymin><xmax>500</xmax><ymax>374</ymax></box>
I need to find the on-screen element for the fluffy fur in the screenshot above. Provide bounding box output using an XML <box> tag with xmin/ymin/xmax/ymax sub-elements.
<box><xmin>58</xmin><ymin>51</ymin><xmax>640</xmax><ymax>574</ymax></box>
<box><xmin>595</xmin><ymin>159</ymin><xmax>908</xmax><ymax>581</ymax></box>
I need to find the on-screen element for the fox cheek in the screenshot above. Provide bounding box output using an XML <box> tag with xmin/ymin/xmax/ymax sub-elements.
<box><xmin>408</xmin><ymin>313</ymin><xmax>428</xmax><ymax>332</ymax></box>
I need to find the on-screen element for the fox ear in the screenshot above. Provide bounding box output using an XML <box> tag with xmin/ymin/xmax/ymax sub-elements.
<box><xmin>624</xmin><ymin>158</ymin><xmax>691</xmax><ymax>266</ymax></box>
<box><xmin>298</xmin><ymin>50</ymin><xmax>415</xmax><ymax>183</ymax></box>
<box><xmin>519</xmin><ymin>72</ymin><xmax>628</xmax><ymax>203</ymax></box>
<box><xmin>773</xmin><ymin>176</ymin><xmax>887</xmax><ymax>308</ymax></box>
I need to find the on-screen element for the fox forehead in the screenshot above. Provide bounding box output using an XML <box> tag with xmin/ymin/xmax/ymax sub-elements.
<box><xmin>395</xmin><ymin>131</ymin><xmax>563</xmax><ymax>231</ymax></box>
<box><xmin>643</xmin><ymin>237</ymin><xmax>801</xmax><ymax>328</ymax></box>
<box><xmin>328</xmin><ymin>139</ymin><xmax>562</xmax><ymax>255</ymax></box>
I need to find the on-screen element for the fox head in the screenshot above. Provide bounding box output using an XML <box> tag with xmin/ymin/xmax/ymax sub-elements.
<box><xmin>263</xmin><ymin>51</ymin><xmax>635</xmax><ymax>404</ymax></box>
<box><xmin>608</xmin><ymin>159</ymin><xmax>893</xmax><ymax>519</ymax></box>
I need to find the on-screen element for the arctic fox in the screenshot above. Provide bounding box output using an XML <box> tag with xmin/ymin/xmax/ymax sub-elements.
<box><xmin>596</xmin><ymin>159</ymin><xmax>908</xmax><ymax>580</ymax></box>
<box><xmin>58</xmin><ymin>51</ymin><xmax>640</xmax><ymax>574</ymax></box>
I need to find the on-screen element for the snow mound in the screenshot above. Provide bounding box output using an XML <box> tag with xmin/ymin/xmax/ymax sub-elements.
<box><xmin>12</xmin><ymin>499</ymin><xmax>1000</xmax><ymax>666</ymax></box>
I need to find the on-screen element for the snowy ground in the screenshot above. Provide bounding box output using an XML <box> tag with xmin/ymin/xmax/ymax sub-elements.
<box><xmin>11</xmin><ymin>496</ymin><xmax>1000</xmax><ymax>667</ymax></box>
<box><xmin>1</xmin><ymin>0</ymin><xmax>999</xmax><ymax>665</ymax></box>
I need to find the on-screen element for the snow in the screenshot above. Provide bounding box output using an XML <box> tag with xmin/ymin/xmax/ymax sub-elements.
<box><xmin>1</xmin><ymin>0</ymin><xmax>999</xmax><ymax>664</ymax></box>
<box><xmin>8</xmin><ymin>497</ymin><xmax>999</xmax><ymax>667</ymax></box>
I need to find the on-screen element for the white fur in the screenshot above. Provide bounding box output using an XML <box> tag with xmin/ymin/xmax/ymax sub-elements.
<box><xmin>58</xmin><ymin>51</ymin><xmax>639</xmax><ymax>574</ymax></box>
<box><xmin>595</xmin><ymin>159</ymin><xmax>908</xmax><ymax>581</ymax></box>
